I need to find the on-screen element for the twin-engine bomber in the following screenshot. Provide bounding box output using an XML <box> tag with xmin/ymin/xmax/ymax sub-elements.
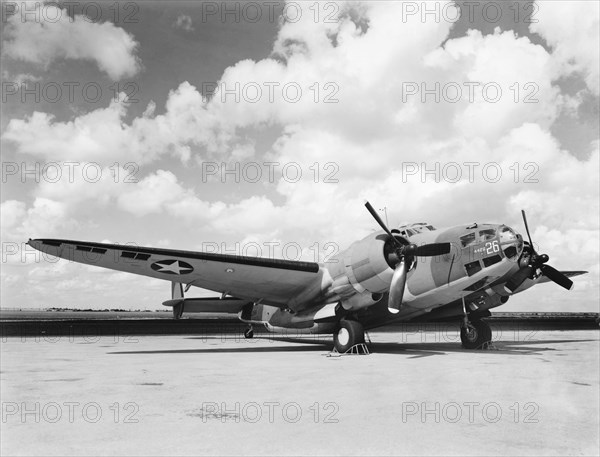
<box><xmin>28</xmin><ymin>203</ymin><xmax>586</xmax><ymax>352</ymax></box>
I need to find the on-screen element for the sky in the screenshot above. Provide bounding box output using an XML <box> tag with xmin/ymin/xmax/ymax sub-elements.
<box><xmin>1</xmin><ymin>0</ymin><xmax>598</xmax><ymax>312</ymax></box>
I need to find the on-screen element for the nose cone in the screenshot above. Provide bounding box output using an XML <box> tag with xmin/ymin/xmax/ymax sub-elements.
<box><xmin>499</xmin><ymin>225</ymin><xmax>523</xmax><ymax>260</ymax></box>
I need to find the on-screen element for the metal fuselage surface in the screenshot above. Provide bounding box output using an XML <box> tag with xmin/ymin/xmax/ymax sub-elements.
<box><xmin>260</xmin><ymin>222</ymin><xmax>525</xmax><ymax>333</ymax></box>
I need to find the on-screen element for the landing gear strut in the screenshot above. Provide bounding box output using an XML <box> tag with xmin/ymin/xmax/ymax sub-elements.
<box><xmin>244</xmin><ymin>325</ymin><xmax>254</xmax><ymax>339</ymax></box>
<box><xmin>460</xmin><ymin>317</ymin><xmax>492</xmax><ymax>349</ymax></box>
<box><xmin>333</xmin><ymin>320</ymin><xmax>365</xmax><ymax>353</ymax></box>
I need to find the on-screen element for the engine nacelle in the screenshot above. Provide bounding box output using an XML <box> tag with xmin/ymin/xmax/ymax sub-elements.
<box><xmin>265</xmin><ymin>322</ymin><xmax>337</xmax><ymax>335</ymax></box>
<box><xmin>326</xmin><ymin>232</ymin><xmax>398</xmax><ymax>298</ymax></box>
<box><xmin>238</xmin><ymin>303</ymin><xmax>278</xmax><ymax>324</ymax></box>
<box><xmin>341</xmin><ymin>292</ymin><xmax>384</xmax><ymax>311</ymax></box>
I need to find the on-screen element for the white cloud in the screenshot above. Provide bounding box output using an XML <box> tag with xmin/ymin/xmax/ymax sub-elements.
<box><xmin>2</xmin><ymin>1</ymin><xmax>598</xmax><ymax>310</ymax></box>
<box><xmin>1</xmin><ymin>70</ymin><xmax>41</xmax><ymax>85</ymax></box>
<box><xmin>2</xmin><ymin>3</ymin><xmax>141</xmax><ymax>80</ymax></box>
<box><xmin>530</xmin><ymin>1</ymin><xmax>600</xmax><ymax>95</ymax></box>
<box><xmin>117</xmin><ymin>170</ymin><xmax>195</xmax><ymax>216</ymax></box>
<box><xmin>1</xmin><ymin>197</ymin><xmax>79</xmax><ymax>247</ymax></box>
<box><xmin>3</xmin><ymin>83</ymin><xmax>238</xmax><ymax>165</ymax></box>
<box><xmin>0</xmin><ymin>200</ymin><xmax>26</xmax><ymax>232</ymax></box>
<box><xmin>173</xmin><ymin>14</ymin><xmax>195</xmax><ymax>32</ymax></box>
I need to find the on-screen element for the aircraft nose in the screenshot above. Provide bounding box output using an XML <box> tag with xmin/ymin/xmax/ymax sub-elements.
<box><xmin>499</xmin><ymin>225</ymin><xmax>523</xmax><ymax>260</ymax></box>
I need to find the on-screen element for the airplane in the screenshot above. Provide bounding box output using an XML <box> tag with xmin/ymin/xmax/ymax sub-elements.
<box><xmin>27</xmin><ymin>203</ymin><xmax>587</xmax><ymax>353</ymax></box>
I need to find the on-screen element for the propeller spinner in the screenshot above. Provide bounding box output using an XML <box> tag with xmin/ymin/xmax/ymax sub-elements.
<box><xmin>365</xmin><ymin>202</ymin><xmax>451</xmax><ymax>313</ymax></box>
<box><xmin>504</xmin><ymin>210</ymin><xmax>574</xmax><ymax>293</ymax></box>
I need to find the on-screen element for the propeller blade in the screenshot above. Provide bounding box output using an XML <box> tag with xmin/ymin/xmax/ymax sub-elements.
<box><xmin>521</xmin><ymin>210</ymin><xmax>535</xmax><ymax>252</ymax></box>
<box><xmin>414</xmin><ymin>242</ymin><xmax>452</xmax><ymax>257</ymax></box>
<box><xmin>541</xmin><ymin>264</ymin><xmax>574</xmax><ymax>290</ymax></box>
<box><xmin>365</xmin><ymin>201</ymin><xmax>401</xmax><ymax>246</ymax></box>
<box><xmin>504</xmin><ymin>266</ymin><xmax>533</xmax><ymax>293</ymax></box>
<box><xmin>388</xmin><ymin>259</ymin><xmax>407</xmax><ymax>314</ymax></box>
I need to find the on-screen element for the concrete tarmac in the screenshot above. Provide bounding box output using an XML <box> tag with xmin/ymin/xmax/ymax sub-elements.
<box><xmin>1</xmin><ymin>329</ymin><xmax>599</xmax><ymax>456</ymax></box>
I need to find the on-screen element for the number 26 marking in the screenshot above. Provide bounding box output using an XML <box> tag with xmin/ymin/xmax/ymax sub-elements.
<box><xmin>485</xmin><ymin>241</ymin><xmax>500</xmax><ymax>254</ymax></box>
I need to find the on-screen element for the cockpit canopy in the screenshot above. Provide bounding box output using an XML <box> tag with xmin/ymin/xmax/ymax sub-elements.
<box><xmin>459</xmin><ymin>224</ymin><xmax>523</xmax><ymax>259</ymax></box>
<box><xmin>397</xmin><ymin>223</ymin><xmax>437</xmax><ymax>237</ymax></box>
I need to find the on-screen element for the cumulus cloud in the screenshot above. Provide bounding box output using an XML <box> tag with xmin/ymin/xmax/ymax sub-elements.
<box><xmin>3</xmin><ymin>1</ymin><xmax>598</xmax><ymax>310</ymax></box>
<box><xmin>3</xmin><ymin>84</ymin><xmax>242</xmax><ymax>165</ymax></box>
<box><xmin>173</xmin><ymin>14</ymin><xmax>195</xmax><ymax>32</ymax></box>
<box><xmin>1</xmin><ymin>197</ymin><xmax>79</xmax><ymax>248</ymax></box>
<box><xmin>530</xmin><ymin>1</ymin><xmax>600</xmax><ymax>95</ymax></box>
<box><xmin>1</xmin><ymin>70</ymin><xmax>41</xmax><ymax>85</ymax></box>
<box><xmin>2</xmin><ymin>3</ymin><xmax>141</xmax><ymax>80</ymax></box>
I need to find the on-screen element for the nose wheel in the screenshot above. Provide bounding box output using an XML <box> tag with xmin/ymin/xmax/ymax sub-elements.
<box><xmin>244</xmin><ymin>325</ymin><xmax>254</xmax><ymax>339</ymax></box>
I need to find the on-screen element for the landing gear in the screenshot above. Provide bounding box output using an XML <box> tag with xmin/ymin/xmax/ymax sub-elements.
<box><xmin>244</xmin><ymin>325</ymin><xmax>254</xmax><ymax>339</ymax></box>
<box><xmin>173</xmin><ymin>302</ymin><xmax>184</xmax><ymax>320</ymax></box>
<box><xmin>333</xmin><ymin>320</ymin><xmax>365</xmax><ymax>353</ymax></box>
<box><xmin>460</xmin><ymin>318</ymin><xmax>492</xmax><ymax>349</ymax></box>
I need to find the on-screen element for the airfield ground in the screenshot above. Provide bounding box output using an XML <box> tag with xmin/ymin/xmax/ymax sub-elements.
<box><xmin>1</xmin><ymin>323</ymin><xmax>598</xmax><ymax>456</ymax></box>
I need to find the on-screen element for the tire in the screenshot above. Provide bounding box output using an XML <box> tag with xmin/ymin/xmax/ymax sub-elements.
<box><xmin>334</xmin><ymin>320</ymin><xmax>365</xmax><ymax>353</ymax></box>
<box><xmin>460</xmin><ymin>319</ymin><xmax>492</xmax><ymax>349</ymax></box>
<box><xmin>244</xmin><ymin>328</ymin><xmax>254</xmax><ymax>339</ymax></box>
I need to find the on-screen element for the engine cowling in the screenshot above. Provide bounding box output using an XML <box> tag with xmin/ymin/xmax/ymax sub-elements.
<box><xmin>326</xmin><ymin>232</ymin><xmax>402</xmax><ymax>304</ymax></box>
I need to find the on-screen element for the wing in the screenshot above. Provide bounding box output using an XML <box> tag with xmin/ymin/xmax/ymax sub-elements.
<box><xmin>28</xmin><ymin>238</ymin><xmax>324</xmax><ymax>307</ymax></box>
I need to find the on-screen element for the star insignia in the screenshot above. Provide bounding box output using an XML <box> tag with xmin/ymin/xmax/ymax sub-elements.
<box><xmin>151</xmin><ymin>260</ymin><xmax>194</xmax><ymax>275</ymax></box>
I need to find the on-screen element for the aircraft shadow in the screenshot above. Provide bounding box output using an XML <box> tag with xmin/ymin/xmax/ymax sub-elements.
<box><xmin>108</xmin><ymin>343</ymin><xmax>327</xmax><ymax>355</ymax></box>
<box><xmin>107</xmin><ymin>337</ymin><xmax>596</xmax><ymax>356</ymax></box>
<box><xmin>369</xmin><ymin>338</ymin><xmax>598</xmax><ymax>357</ymax></box>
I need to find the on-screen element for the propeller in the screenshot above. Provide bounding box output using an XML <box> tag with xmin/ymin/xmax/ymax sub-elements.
<box><xmin>364</xmin><ymin>202</ymin><xmax>451</xmax><ymax>313</ymax></box>
<box><xmin>504</xmin><ymin>210</ymin><xmax>573</xmax><ymax>293</ymax></box>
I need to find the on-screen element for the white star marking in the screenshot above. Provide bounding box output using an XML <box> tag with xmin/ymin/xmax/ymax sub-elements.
<box><xmin>155</xmin><ymin>261</ymin><xmax>192</xmax><ymax>274</ymax></box>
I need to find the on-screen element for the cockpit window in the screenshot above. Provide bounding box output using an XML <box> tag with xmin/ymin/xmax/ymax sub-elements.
<box><xmin>460</xmin><ymin>233</ymin><xmax>476</xmax><ymax>247</ymax></box>
<box><xmin>479</xmin><ymin>228</ymin><xmax>496</xmax><ymax>241</ymax></box>
<box><xmin>399</xmin><ymin>223</ymin><xmax>436</xmax><ymax>236</ymax></box>
<box><xmin>499</xmin><ymin>226</ymin><xmax>517</xmax><ymax>243</ymax></box>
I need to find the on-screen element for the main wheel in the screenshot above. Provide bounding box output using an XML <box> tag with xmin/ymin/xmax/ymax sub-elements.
<box><xmin>460</xmin><ymin>319</ymin><xmax>492</xmax><ymax>349</ymax></box>
<box><xmin>334</xmin><ymin>320</ymin><xmax>365</xmax><ymax>353</ymax></box>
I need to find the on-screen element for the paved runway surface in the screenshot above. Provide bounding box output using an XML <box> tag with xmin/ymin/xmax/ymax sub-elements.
<box><xmin>2</xmin><ymin>329</ymin><xmax>599</xmax><ymax>456</ymax></box>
